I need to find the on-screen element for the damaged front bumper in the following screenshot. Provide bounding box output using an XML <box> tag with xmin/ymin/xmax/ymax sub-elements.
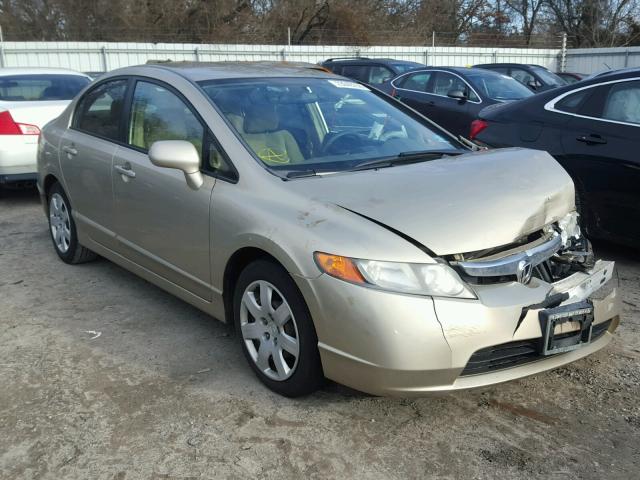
<box><xmin>300</xmin><ymin>259</ymin><xmax>620</xmax><ymax>396</ymax></box>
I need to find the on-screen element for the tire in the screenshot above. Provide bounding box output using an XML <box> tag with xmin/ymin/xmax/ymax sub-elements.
<box><xmin>233</xmin><ymin>259</ymin><xmax>323</xmax><ymax>397</ymax></box>
<box><xmin>47</xmin><ymin>182</ymin><xmax>97</xmax><ymax>264</ymax></box>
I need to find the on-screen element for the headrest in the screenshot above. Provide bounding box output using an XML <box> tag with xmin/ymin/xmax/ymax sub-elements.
<box><xmin>42</xmin><ymin>86</ymin><xmax>63</xmax><ymax>99</ymax></box>
<box><xmin>243</xmin><ymin>103</ymin><xmax>279</xmax><ymax>134</ymax></box>
<box><xmin>110</xmin><ymin>98</ymin><xmax>123</xmax><ymax>119</ymax></box>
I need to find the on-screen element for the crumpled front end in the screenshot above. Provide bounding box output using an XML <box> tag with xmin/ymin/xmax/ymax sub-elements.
<box><xmin>300</xmin><ymin>212</ymin><xmax>621</xmax><ymax>396</ymax></box>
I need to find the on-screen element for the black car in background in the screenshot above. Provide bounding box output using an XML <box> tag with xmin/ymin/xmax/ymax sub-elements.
<box><xmin>474</xmin><ymin>63</ymin><xmax>567</xmax><ymax>92</ymax></box>
<box><xmin>384</xmin><ymin>67</ymin><xmax>533</xmax><ymax>137</ymax></box>
<box><xmin>321</xmin><ymin>57</ymin><xmax>423</xmax><ymax>87</ymax></box>
<box><xmin>472</xmin><ymin>68</ymin><xmax>640</xmax><ymax>247</ymax></box>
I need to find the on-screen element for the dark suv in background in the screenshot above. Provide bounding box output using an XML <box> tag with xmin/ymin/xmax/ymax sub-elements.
<box><xmin>321</xmin><ymin>57</ymin><xmax>423</xmax><ymax>87</ymax></box>
<box><xmin>474</xmin><ymin>63</ymin><xmax>567</xmax><ymax>92</ymax></box>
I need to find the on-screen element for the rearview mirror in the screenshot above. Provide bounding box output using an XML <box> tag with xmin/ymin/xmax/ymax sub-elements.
<box><xmin>148</xmin><ymin>140</ymin><xmax>203</xmax><ymax>190</ymax></box>
<box><xmin>447</xmin><ymin>89</ymin><xmax>467</xmax><ymax>102</ymax></box>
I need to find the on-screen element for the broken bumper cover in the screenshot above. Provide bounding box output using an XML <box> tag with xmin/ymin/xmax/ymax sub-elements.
<box><xmin>300</xmin><ymin>260</ymin><xmax>620</xmax><ymax>396</ymax></box>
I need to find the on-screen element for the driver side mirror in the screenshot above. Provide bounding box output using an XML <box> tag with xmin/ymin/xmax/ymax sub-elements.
<box><xmin>447</xmin><ymin>89</ymin><xmax>467</xmax><ymax>102</ymax></box>
<box><xmin>527</xmin><ymin>80</ymin><xmax>538</xmax><ymax>90</ymax></box>
<box><xmin>148</xmin><ymin>140</ymin><xmax>203</xmax><ymax>190</ymax></box>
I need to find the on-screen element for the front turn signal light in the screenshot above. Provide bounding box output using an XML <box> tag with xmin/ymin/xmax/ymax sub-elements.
<box><xmin>314</xmin><ymin>252</ymin><xmax>366</xmax><ymax>284</ymax></box>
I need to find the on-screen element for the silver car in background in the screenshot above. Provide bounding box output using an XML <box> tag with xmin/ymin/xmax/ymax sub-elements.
<box><xmin>37</xmin><ymin>63</ymin><xmax>621</xmax><ymax>397</ymax></box>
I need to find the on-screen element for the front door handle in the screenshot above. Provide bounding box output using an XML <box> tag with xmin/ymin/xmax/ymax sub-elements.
<box><xmin>114</xmin><ymin>164</ymin><xmax>136</xmax><ymax>178</ymax></box>
<box><xmin>62</xmin><ymin>145</ymin><xmax>78</xmax><ymax>156</ymax></box>
<box><xmin>576</xmin><ymin>134</ymin><xmax>607</xmax><ymax>145</ymax></box>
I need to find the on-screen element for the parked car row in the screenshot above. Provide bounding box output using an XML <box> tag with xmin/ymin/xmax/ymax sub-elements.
<box><xmin>472</xmin><ymin>67</ymin><xmax>640</xmax><ymax>248</ymax></box>
<box><xmin>0</xmin><ymin>60</ymin><xmax>578</xmax><ymax>189</ymax></box>
<box><xmin>322</xmin><ymin>57</ymin><xmax>639</xmax><ymax>248</ymax></box>
<box><xmin>0</xmin><ymin>59</ymin><xmax>632</xmax><ymax>397</ymax></box>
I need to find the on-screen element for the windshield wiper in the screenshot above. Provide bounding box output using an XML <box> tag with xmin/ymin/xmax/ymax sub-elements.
<box><xmin>285</xmin><ymin>169</ymin><xmax>317</xmax><ymax>179</ymax></box>
<box><xmin>348</xmin><ymin>149</ymin><xmax>466</xmax><ymax>172</ymax></box>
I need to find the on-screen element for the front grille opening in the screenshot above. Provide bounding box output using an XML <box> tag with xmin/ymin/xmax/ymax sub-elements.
<box><xmin>451</xmin><ymin>229</ymin><xmax>547</xmax><ymax>262</ymax></box>
<box><xmin>460</xmin><ymin>319</ymin><xmax>612</xmax><ymax>376</ymax></box>
<box><xmin>450</xmin><ymin>234</ymin><xmax>594</xmax><ymax>286</ymax></box>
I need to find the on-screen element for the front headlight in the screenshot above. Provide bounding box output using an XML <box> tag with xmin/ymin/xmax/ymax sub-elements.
<box><xmin>314</xmin><ymin>252</ymin><xmax>476</xmax><ymax>299</ymax></box>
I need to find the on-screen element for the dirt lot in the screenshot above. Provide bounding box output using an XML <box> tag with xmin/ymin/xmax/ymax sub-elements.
<box><xmin>1</xmin><ymin>186</ymin><xmax>639</xmax><ymax>480</ymax></box>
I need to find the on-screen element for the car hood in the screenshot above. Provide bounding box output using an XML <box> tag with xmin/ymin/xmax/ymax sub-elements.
<box><xmin>287</xmin><ymin>148</ymin><xmax>574</xmax><ymax>256</ymax></box>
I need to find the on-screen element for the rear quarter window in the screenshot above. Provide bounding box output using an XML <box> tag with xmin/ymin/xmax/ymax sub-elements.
<box><xmin>555</xmin><ymin>89</ymin><xmax>591</xmax><ymax>113</ymax></box>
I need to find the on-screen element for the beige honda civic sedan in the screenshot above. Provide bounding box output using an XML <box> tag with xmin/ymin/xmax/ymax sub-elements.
<box><xmin>37</xmin><ymin>63</ymin><xmax>621</xmax><ymax>397</ymax></box>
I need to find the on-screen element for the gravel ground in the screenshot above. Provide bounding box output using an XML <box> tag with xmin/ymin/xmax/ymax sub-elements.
<box><xmin>1</xmin><ymin>186</ymin><xmax>639</xmax><ymax>480</ymax></box>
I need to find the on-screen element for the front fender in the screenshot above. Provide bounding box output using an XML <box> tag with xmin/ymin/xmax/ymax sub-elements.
<box><xmin>209</xmin><ymin>177</ymin><xmax>435</xmax><ymax>292</ymax></box>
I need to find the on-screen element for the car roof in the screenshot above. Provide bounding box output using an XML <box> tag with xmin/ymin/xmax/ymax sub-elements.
<box><xmin>593</xmin><ymin>66</ymin><xmax>640</xmax><ymax>78</ymax></box>
<box><xmin>398</xmin><ymin>66</ymin><xmax>504</xmax><ymax>77</ymax></box>
<box><xmin>475</xmin><ymin>63</ymin><xmax>547</xmax><ymax>69</ymax></box>
<box><xmin>324</xmin><ymin>58</ymin><xmax>420</xmax><ymax>65</ymax></box>
<box><xmin>490</xmin><ymin>65</ymin><xmax>640</xmax><ymax>110</ymax></box>
<box><xmin>0</xmin><ymin>67</ymin><xmax>89</xmax><ymax>77</ymax></box>
<box><xmin>114</xmin><ymin>61</ymin><xmax>337</xmax><ymax>82</ymax></box>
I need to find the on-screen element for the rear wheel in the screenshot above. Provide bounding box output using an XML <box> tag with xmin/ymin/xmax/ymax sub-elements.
<box><xmin>233</xmin><ymin>260</ymin><xmax>323</xmax><ymax>397</ymax></box>
<box><xmin>47</xmin><ymin>182</ymin><xmax>97</xmax><ymax>264</ymax></box>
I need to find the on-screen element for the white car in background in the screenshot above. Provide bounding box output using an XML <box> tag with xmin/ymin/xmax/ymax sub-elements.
<box><xmin>0</xmin><ymin>68</ymin><xmax>90</xmax><ymax>186</ymax></box>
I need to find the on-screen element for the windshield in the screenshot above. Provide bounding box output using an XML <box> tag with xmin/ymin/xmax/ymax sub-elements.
<box><xmin>466</xmin><ymin>71</ymin><xmax>533</xmax><ymax>101</ymax></box>
<box><xmin>0</xmin><ymin>74</ymin><xmax>90</xmax><ymax>101</ymax></box>
<box><xmin>531</xmin><ymin>67</ymin><xmax>566</xmax><ymax>87</ymax></box>
<box><xmin>199</xmin><ymin>77</ymin><xmax>461</xmax><ymax>175</ymax></box>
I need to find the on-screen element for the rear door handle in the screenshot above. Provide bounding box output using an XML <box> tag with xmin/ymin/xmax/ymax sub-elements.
<box><xmin>576</xmin><ymin>134</ymin><xmax>607</xmax><ymax>145</ymax></box>
<box><xmin>62</xmin><ymin>145</ymin><xmax>78</xmax><ymax>156</ymax></box>
<box><xmin>114</xmin><ymin>164</ymin><xmax>136</xmax><ymax>178</ymax></box>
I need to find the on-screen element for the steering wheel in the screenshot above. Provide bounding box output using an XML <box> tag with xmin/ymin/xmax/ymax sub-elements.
<box><xmin>322</xmin><ymin>131</ymin><xmax>368</xmax><ymax>155</ymax></box>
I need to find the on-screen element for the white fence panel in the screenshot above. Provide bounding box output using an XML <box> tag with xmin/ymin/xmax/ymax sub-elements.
<box><xmin>0</xmin><ymin>41</ymin><xmax>562</xmax><ymax>73</ymax></box>
<box><xmin>566</xmin><ymin>47</ymin><xmax>640</xmax><ymax>74</ymax></box>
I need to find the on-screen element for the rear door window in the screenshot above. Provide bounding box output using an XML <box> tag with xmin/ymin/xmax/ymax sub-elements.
<box><xmin>341</xmin><ymin>65</ymin><xmax>369</xmax><ymax>82</ymax></box>
<box><xmin>510</xmin><ymin>68</ymin><xmax>540</xmax><ymax>89</ymax></box>
<box><xmin>368</xmin><ymin>66</ymin><xmax>394</xmax><ymax>85</ymax></box>
<box><xmin>398</xmin><ymin>72</ymin><xmax>432</xmax><ymax>91</ymax></box>
<box><xmin>432</xmin><ymin>72</ymin><xmax>468</xmax><ymax>97</ymax></box>
<box><xmin>74</xmin><ymin>79</ymin><xmax>128</xmax><ymax>141</ymax></box>
<box><xmin>602</xmin><ymin>80</ymin><xmax>640</xmax><ymax>125</ymax></box>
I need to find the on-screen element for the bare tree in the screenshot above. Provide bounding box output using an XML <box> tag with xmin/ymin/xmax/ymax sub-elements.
<box><xmin>546</xmin><ymin>0</ymin><xmax>639</xmax><ymax>47</ymax></box>
<box><xmin>504</xmin><ymin>0</ymin><xmax>545</xmax><ymax>45</ymax></box>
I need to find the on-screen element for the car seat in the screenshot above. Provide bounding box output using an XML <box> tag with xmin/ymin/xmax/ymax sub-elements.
<box><xmin>242</xmin><ymin>103</ymin><xmax>304</xmax><ymax>165</ymax></box>
<box><xmin>604</xmin><ymin>86</ymin><xmax>640</xmax><ymax>124</ymax></box>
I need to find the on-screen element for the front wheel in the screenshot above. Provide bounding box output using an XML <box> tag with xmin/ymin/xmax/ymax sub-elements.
<box><xmin>233</xmin><ymin>260</ymin><xmax>323</xmax><ymax>397</ymax></box>
<box><xmin>47</xmin><ymin>182</ymin><xmax>97</xmax><ymax>264</ymax></box>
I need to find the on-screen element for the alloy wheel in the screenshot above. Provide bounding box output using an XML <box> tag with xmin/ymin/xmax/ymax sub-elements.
<box><xmin>240</xmin><ymin>280</ymin><xmax>300</xmax><ymax>381</ymax></box>
<box><xmin>49</xmin><ymin>193</ymin><xmax>71</xmax><ymax>253</ymax></box>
